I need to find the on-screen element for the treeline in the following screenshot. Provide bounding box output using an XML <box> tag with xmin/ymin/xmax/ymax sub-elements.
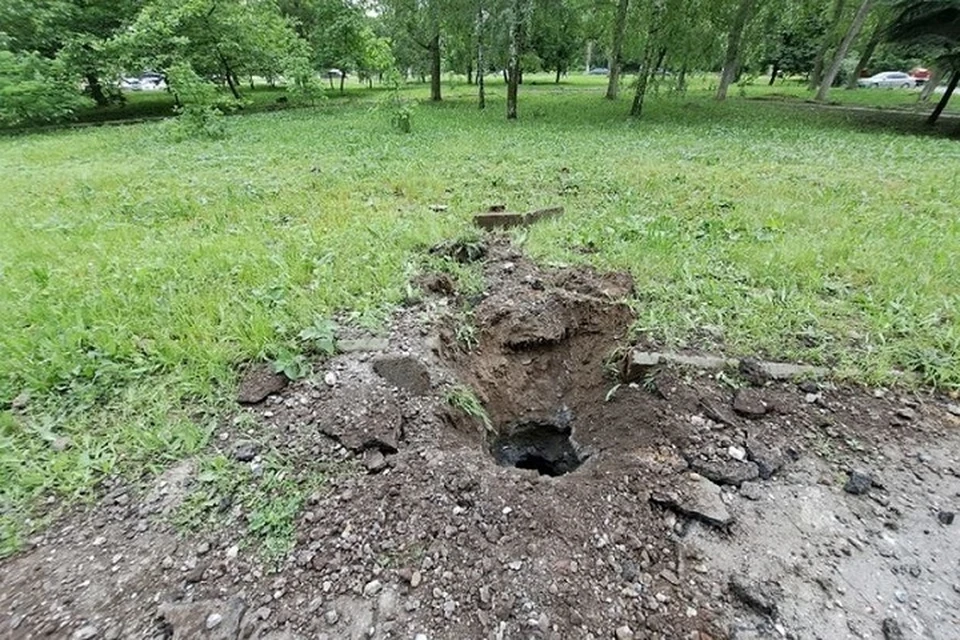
<box><xmin>0</xmin><ymin>0</ymin><xmax>956</xmax><ymax>126</ymax></box>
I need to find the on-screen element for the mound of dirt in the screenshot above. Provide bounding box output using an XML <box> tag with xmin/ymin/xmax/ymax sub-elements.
<box><xmin>2</xmin><ymin>239</ymin><xmax>959</xmax><ymax>640</ymax></box>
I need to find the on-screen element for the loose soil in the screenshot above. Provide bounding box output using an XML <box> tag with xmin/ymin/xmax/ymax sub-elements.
<box><xmin>2</xmin><ymin>239</ymin><xmax>959</xmax><ymax>640</ymax></box>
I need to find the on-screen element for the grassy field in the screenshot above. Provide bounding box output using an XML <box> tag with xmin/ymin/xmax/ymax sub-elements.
<box><xmin>1</xmin><ymin>74</ymin><xmax>959</xmax><ymax>555</ymax></box>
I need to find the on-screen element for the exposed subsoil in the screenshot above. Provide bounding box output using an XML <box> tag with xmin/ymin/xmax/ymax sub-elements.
<box><xmin>2</xmin><ymin>239</ymin><xmax>959</xmax><ymax>640</ymax></box>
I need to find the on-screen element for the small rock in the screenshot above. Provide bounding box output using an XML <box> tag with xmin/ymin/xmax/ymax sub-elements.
<box><xmin>621</xmin><ymin>351</ymin><xmax>662</xmax><ymax>382</ymax></box>
<box><xmin>72</xmin><ymin>626</ymin><xmax>99</xmax><ymax>640</ymax></box>
<box><xmin>197</xmin><ymin>541</ymin><xmax>210</xmax><ymax>556</ymax></box>
<box><xmin>11</xmin><ymin>391</ymin><xmax>30</xmax><ymax>411</ymax></box>
<box><xmin>363</xmin><ymin>449</ymin><xmax>387</xmax><ymax>473</ymax></box>
<box><xmin>650</xmin><ymin>474</ymin><xmax>732</xmax><ymax>528</ymax></box>
<box><xmin>947</xmin><ymin>404</ymin><xmax>960</xmax><ymax>417</ymax></box>
<box><xmin>844</xmin><ymin>470</ymin><xmax>873</xmax><ymax>496</ymax></box>
<box><xmin>615</xmin><ymin>625</ymin><xmax>634</xmax><ymax>640</ymax></box>
<box><xmin>225</xmin><ymin>545</ymin><xmax>239</xmax><ymax>560</ymax></box>
<box><xmin>689</xmin><ymin>459</ymin><xmax>759</xmax><ymax>487</ymax></box>
<box><xmin>324</xmin><ymin>371</ymin><xmax>337</xmax><ymax>387</ymax></box>
<box><xmin>363</xmin><ymin>579</ymin><xmax>383</xmax><ymax>597</ymax></box>
<box><xmin>805</xmin><ymin>393</ymin><xmax>821</xmax><ymax>404</ymax></box>
<box><xmin>414</xmin><ymin>635</ymin><xmax>428</xmax><ymax>640</ymax></box>
<box><xmin>410</xmin><ymin>571</ymin><xmax>422</xmax><ymax>588</ymax></box>
<box><xmin>232</xmin><ymin>440</ymin><xmax>259</xmax><ymax>462</ymax></box>
<box><xmin>728</xmin><ymin>445</ymin><xmax>747</xmax><ymax>461</ymax></box>
<box><xmin>881</xmin><ymin>618</ymin><xmax>904</xmax><ymax>640</ymax></box>
<box><xmin>729</xmin><ymin>576</ymin><xmax>780</xmax><ymax>618</ymax></box>
<box><xmin>739</xmin><ymin>482</ymin><xmax>763</xmax><ymax>501</ymax></box>
<box><xmin>205</xmin><ymin>613</ymin><xmax>222</xmax><ymax>630</ymax></box>
<box><xmin>733</xmin><ymin>389</ymin><xmax>768</xmax><ymax>418</ymax></box>
<box><xmin>896</xmin><ymin>407</ymin><xmax>916</xmax><ymax>421</ymax></box>
<box><xmin>745</xmin><ymin>436</ymin><xmax>785</xmax><ymax>480</ymax></box>
<box><xmin>324</xmin><ymin>610</ymin><xmax>339</xmax><ymax>626</ymax></box>
<box><xmin>938</xmin><ymin>511</ymin><xmax>955</xmax><ymax>525</ymax></box>
<box><xmin>798</xmin><ymin>380</ymin><xmax>820</xmax><ymax>394</ymax></box>
<box><xmin>338</xmin><ymin>338</ymin><xmax>389</xmax><ymax>353</ymax></box>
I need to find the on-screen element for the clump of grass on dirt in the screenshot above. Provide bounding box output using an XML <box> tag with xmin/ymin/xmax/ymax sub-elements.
<box><xmin>1</xmin><ymin>75</ymin><xmax>959</xmax><ymax>557</ymax></box>
<box><xmin>175</xmin><ymin>452</ymin><xmax>336</xmax><ymax>560</ymax></box>
<box><xmin>445</xmin><ymin>385</ymin><xmax>492</xmax><ymax>432</ymax></box>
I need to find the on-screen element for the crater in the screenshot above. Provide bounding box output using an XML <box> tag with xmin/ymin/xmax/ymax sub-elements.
<box><xmin>490</xmin><ymin>421</ymin><xmax>584</xmax><ymax>476</ymax></box>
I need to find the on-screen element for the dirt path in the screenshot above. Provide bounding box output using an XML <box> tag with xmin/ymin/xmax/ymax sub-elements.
<box><xmin>2</xmin><ymin>240</ymin><xmax>958</xmax><ymax>640</ymax></box>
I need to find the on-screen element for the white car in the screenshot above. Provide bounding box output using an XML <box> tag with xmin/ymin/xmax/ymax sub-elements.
<box><xmin>858</xmin><ymin>72</ymin><xmax>917</xmax><ymax>89</ymax></box>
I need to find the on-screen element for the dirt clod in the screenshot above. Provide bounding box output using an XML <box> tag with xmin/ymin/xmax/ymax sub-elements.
<box><xmin>372</xmin><ymin>355</ymin><xmax>431</xmax><ymax>395</ymax></box>
<box><xmin>237</xmin><ymin>364</ymin><xmax>288</xmax><ymax>404</ymax></box>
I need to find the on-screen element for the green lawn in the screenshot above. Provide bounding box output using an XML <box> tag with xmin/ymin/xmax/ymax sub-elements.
<box><xmin>1</xmin><ymin>75</ymin><xmax>959</xmax><ymax>555</ymax></box>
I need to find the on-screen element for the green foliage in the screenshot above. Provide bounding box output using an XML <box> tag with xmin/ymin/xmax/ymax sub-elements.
<box><xmin>271</xmin><ymin>349</ymin><xmax>311</xmax><ymax>381</ymax></box>
<box><xmin>445</xmin><ymin>385</ymin><xmax>492</xmax><ymax>431</ymax></box>
<box><xmin>382</xmin><ymin>69</ymin><xmax>414</xmax><ymax>132</ymax></box>
<box><xmin>299</xmin><ymin>318</ymin><xmax>338</xmax><ymax>356</ymax></box>
<box><xmin>0</xmin><ymin>50</ymin><xmax>91</xmax><ymax>127</ymax></box>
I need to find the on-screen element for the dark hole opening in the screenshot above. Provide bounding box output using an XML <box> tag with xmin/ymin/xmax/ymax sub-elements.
<box><xmin>491</xmin><ymin>421</ymin><xmax>583</xmax><ymax>477</ymax></box>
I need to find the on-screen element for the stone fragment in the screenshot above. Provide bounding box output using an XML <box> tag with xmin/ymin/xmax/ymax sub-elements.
<box><xmin>733</xmin><ymin>389</ymin><xmax>768</xmax><ymax>418</ymax></box>
<box><xmin>729</xmin><ymin>577</ymin><xmax>780</xmax><ymax>618</ymax></box>
<box><xmin>844</xmin><ymin>470</ymin><xmax>873</xmax><ymax>496</ymax></box>
<box><xmin>651</xmin><ymin>474</ymin><xmax>733</xmax><ymax>528</ymax></box>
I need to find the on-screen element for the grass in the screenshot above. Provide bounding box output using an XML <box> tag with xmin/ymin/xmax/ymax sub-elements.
<box><xmin>1</xmin><ymin>72</ymin><xmax>959</xmax><ymax>556</ymax></box>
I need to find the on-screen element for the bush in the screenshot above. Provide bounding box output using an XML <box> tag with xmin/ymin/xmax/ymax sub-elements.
<box><xmin>0</xmin><ymin>50</ymin><xmax>92</xmax><ymax>127</ymax></box>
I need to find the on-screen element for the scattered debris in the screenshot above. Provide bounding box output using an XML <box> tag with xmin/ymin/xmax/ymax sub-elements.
<box><xmin>939</xmin><ymin>511</ymin><xmax>955</xmax><ymax>526</ymax></box>
<box><xmin>473</xmin><ymin>206</ymin><xmax>564</xmax><ymax>230</ymax></box>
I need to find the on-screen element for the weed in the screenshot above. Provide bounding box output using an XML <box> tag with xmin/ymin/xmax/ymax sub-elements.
<box><xmin>454</xmin><ymin>311</ymin><xmax>480</xmax><ymax>351</ymax></box>
<box><xmin>446</xmin><ymin>385</ymin><xmax>492</xmax><ymax>432</ymax></box>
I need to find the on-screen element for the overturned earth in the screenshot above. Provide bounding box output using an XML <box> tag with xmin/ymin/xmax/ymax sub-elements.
<box><xmin>1</xmin><ymin>239</ymin><xmax>959</xmax><ymax>640</ymax></box>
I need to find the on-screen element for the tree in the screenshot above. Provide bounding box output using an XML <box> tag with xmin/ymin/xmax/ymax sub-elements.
<box><xmin>816</xmin><ymin>0</ymin><xmax>873</xmax><ymax>100</ymax></box>
<box><xmin>716</xmin><ymin>0</ymin><xmax>758</xmax><ymax>100</ymax></box>
<box><xmin>530</xmin><ymin>0</ymin><xmax>585</xmax><ymax>84</ymax></box>
<box><xmin>506</xmin><ymin>0</ymin><xmax>532</xmax><ymax>119</ymax></box>
<box><xmin>0</xmin><ymin>0</ymin><xmax>144</xmax><ymax>108</ymax></box>
<box><xmin>845</xmin><ymin>9</ymin><xmax>889</xmax><ymax>88</ymax></box>
<box><xmin>886</xmin><ymin>0</ymin><xmax>960</xmax><ymax>124</ymax></box>
<box><xmin>605</xmin><ymin>0</ymin><xmax>631</xmax><ymax>98</ymax></box>
<box><xmin>0</xmin><ymin>49</ymin><xmax>91</xmax><ymax>126</ymax></box>
<box><xmin>120</xmin><ymin>0</ymin><xmax>309</xmax><ymax>100</ymax></box>
<box><xmin>382</xmin><ymin>0</ymin><xmax>445</xmax><ymax>101</ymax></box>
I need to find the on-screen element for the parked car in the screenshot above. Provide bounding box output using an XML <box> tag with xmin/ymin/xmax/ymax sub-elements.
<box><xmin>587</xmin><ymin>67</ymin><xmax>609</xmax><ymax>76</ymax></box>
<box><xmin>858</xmin><ymin>71</ymin><xmax>917</xmax><ymax>88</ymax></box>
<box><xmin>910</xmin><ymin>67</ymin><xmax>931</xmax><ymax>86</ymax></box>
<box><xmin>119</xmin><ymin>77</ymin><xmax>142</xmax><ymax>91</ymax></box>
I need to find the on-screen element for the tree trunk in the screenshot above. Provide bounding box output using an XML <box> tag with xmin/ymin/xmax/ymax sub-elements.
<box><xmin>585</xmin><ymin>40</ymin><xmax>593</xmax><ymax>73</ymax></box>
<box><xmin>846</xmin><ymin>18</ymin><xmax>883</xmax><ymax>89</ymax></box>
<box><xmin>630</xmin><ymin>52</ymin><xmax>654</xmax><ymax>117</ymax></box>
<box><xmin>506</xmin><ymin>0</ymin><xmax>524</xmax><ymax>119</ymax></box>
<box><xmin>477</xmin><ymin>4</ymin><xmax>486</xmax><ymax>109</ymax></box>
<box><xmin>605</xmin><ymin>0</ymin><xmax>631</xmax><ymax>100</ymax></box>
<box><xmin>249</xmin><ymin>76</ymin><xmax>255</xmax><ymax>91</ymax></box>
<box><xmin>556</xmin><ymin>66</ymin><xmax>562</xmax><ymax>84</ymax></box>
<box><xmin>223</xmin><ymin>66</ymin><xmax>241</xmax><ymax>99</ymax></box>
<box><xmin>928</xmin><ymin>70</ymin><xmax>959</xmax><ymax>125</ymax></box>
<box><xmin>85</xmin><ymin>73</ymin><xmax>109</xmax><ymax>107</ymax></box>
<box><xmin>810</xmin><ymin>0</ymin><xmax>847</xmax><ymax>90</ymax></box>
<box><xmin>503</xmin><ymin>69</ymin><xmax>509</xmax><ymax>83</ymax></box>
<box><xmin>429</xmin><ymin>33</ymin><xmax>442</xmax><ymax>101</ymax></box>
<box><xmin>716</xmin><ymin>0</ymin><xmax>755</xmax><ymax>101</ymax></box>
<box><xmin>768</xmin><ymin>61</ymin><xmax>779</xmax><ymax>85</ymax></box>
<box><xmin>919</xmin><ymin>67</ymin><xmax>942</xmax><ymax>102</ymax></box>
<box><xmin>676</xmin><ymin>64</ymin><xmax>687</xmax><ymax>92</ymax></box>
<box><xmin>815</xmin><ymin>0</ymin><xmax>872</xmax><ymax>102</ymax></box>
<box><xmin>340</xmin><ymin>72</ymin><xmax>346</xmax><ymax>94</ymax></box>
<box><xmin>467</xmin><ymin>63</ymin><xmax>474</xmax><ymax>85</ymax></box>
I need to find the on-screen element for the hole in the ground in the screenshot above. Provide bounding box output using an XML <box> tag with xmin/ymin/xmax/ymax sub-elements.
<box><xmin>490</xmin><ymin>421</ymin><xmax>584</xmax><ymax>477</ymax></box>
